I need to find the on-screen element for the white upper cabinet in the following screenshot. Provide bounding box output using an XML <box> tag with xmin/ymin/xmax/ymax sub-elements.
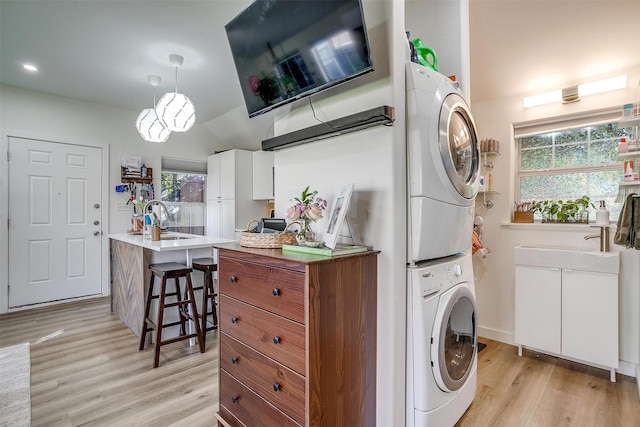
<box><xmin>252</xmin><ymin>150</ymin><xmax>274</xmax><ymax>200</ymax></box>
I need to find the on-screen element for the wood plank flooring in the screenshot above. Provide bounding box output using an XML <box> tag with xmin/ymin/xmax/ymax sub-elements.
<box><xmin>0</xmin><ymin>297</ymin><xmax>218</xmax><ymax>427</ymax></box>
<box><xmin>1</xmin><ymin>297</ymin><xmax>638</xmax><ymax>426</ymax></box>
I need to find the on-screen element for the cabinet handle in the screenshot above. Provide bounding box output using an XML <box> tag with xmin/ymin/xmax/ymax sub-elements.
<box><xmin>272</xmin><ymin>288</ymin><xmax>280</xmax><ymax>296</ymax></box>
<box><xmin>231</xmin><ymin>317</ymin><xmax>238</xmax><ymax>324</ymax></box>
<box><xmin>231</xmin><ymin>357</ymin><xmax>239</xmax><ymax>364</ymax></box>
<box><xmin>231</xmin><ymin>396</ymin><xmax>239</xmax><ymax>403</ymax></box>
<box><xmin>230</xmin><ymin>276</ymin><xmax>237</xmax><ymax>283</ymax></box>
<box><xmin>272</xmin><ymin>336</ymin><xmax>281</xmax><ymax>344</ymax></box>
<box><xmin>273</xmin><ymin>383</ymin><xmax>281</xmax><ymax>392</ymax></box>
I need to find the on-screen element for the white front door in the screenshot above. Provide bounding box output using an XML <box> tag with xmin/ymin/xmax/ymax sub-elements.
<box><xmin>8</xmin><ymin>137</ymin><xmax>103</xmax><ymax>307</ymax></box>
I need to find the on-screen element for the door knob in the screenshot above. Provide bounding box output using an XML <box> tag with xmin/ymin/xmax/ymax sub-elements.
<box><xmin>93</xmin><ymin>231</ymin><xmax>101</xmax><ymax>236</ymax></box>
<box><xmin>94</xmin><ymin>203</ymin><xmax>100</xmax><ymax>209</ymax></box>
<box><xmin>93</xmin><ymin>220</ymin><xmax>100</xmax><ymax>225</ymax></box>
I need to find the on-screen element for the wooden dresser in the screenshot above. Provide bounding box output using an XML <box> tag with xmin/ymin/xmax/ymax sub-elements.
<box><xmin>213</xmin><ymin>243</ymin><xmax>379</xmax><ymax>427</ymax></box>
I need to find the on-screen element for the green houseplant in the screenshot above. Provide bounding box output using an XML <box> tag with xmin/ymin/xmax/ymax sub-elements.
<box><xmin>534</xmin><ymin>196</ymin><xmax>594</xmax><ymax>223</ymax></box>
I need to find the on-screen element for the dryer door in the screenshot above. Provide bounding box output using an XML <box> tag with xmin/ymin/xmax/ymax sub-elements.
<box><xmin>438</xmin><ymin>93</ymin><xmax>480</xmax><ymax>199</ymax></box>
<box><xmin>431</xmin><ymin>283</ymin><xmax>477</xmax><ymax>392</ymax></box>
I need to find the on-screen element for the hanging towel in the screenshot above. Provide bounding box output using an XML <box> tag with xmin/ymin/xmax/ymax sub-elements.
<box><xmin>615</xmin><ymin>193</ymin><xmax>637</xmax><ymax>248</ymax></box>
<box><xmin>633</xmin><ymin>197</ymin><xmax>640</xmax><ymax>250</ymax></box>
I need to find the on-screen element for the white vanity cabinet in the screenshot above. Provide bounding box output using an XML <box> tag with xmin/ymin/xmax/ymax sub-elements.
<box><xmin>514</xmin><ymin>246</ymin><xmax>619</xmax><ymax>381</ymax></box>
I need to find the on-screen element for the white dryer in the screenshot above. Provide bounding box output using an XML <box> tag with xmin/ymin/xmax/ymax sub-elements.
<box><xmin>406</xmin><ymin>62</ymin><xmax>480</xmax><ymax>263</ymax></box>
<box><xmin>407</xmin><ymin>253</ymin><xmax>477</xmax><ymax>427</ymax></box>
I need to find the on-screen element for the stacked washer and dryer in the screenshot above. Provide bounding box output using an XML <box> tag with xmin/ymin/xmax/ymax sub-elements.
<box><xmin>405</xmin><ymin>62</ymin><xmax>480</xmax><ymax>427</ymax></box>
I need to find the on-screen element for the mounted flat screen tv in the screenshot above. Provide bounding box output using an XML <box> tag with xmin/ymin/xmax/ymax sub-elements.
<box><xmin>225</xmin><ymin>0</ymin><xmax>374</xmax><ymax>118</ymax></box>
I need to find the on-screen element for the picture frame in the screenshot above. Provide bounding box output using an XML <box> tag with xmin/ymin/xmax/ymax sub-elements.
<box><xmin>323</xmin><ymin>183</ymin><xmax>354</xmax><ymax>249</ymax></box>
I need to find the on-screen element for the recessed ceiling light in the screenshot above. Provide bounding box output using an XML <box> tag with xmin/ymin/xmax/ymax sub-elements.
<box><xmin>23</xmin><ymin>64</ymin><xmax>38</xmax><ymax>72</ymax></box>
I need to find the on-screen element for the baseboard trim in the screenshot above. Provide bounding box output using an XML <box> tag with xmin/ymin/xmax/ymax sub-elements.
<box><xmin>478</xmin><ymin>326</ymin><xmax>513</xmax><ymax>344</ymax></box>
<box><xmin>479</xmin><ymin>326</ymin><xmax>637</xmax><ymax>379</ymax></box>
<box><xmin>636</xmin><ymin>365</ymin><xmax>640</xmax><ymax>400</ymax></box>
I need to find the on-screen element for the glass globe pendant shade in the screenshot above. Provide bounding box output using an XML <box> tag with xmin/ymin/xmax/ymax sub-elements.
<box><xmin>135</xmin><ymin>108</ymin><xmax>171</xmax><ymax>143</ymax></box>
<box><xmin>155</xmin><ymin>91</ymin><xmax>196</xmax><ymax>132</ymax></box>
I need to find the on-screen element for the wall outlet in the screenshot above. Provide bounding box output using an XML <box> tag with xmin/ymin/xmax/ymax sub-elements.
<box><xmin>116</xmin><ymin>202</ymin><xmax>129</xmax><ymax>211</ymax></box>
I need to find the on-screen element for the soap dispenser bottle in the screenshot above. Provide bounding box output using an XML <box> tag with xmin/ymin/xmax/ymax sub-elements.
<box><xmin>596</xmin><ymin>200</ymin><xmax>610</xmax><ymax>225</ymax></box>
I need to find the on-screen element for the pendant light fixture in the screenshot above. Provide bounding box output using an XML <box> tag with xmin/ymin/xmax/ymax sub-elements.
<box><xmin>135</xmin><ymin>75</ymin><xmax>171</xmax><ymax>143</ymax></box>
<box><xmin>156</xmin><ymin>54</ymin><xmax>196</xmax><ymax>132</ymax></box>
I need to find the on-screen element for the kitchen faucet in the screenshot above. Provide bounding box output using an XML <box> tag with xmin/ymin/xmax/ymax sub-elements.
<box><xmin>143</xmin><ymin>199</ymin><xmax>169</xmax><ymax>230</ymax></box>
<box><xmin>584</xmin><ymin>226</ymin><xmax>610</xmax><ymax>252</ymax></box>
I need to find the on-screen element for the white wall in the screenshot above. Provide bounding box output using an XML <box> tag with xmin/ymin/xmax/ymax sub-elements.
<box><xmin>471</xmin><ymin>65</ymin><xmax>640</xmax><ymax>375</ymax></box>
<box><xmin>271</xmin><ymin>0</ymin><xmax>411</xmax><ymax>424</ymax></box>
<box><xmin>0</xmin><ymin>84</ymin><xmax>230</xmax><ymax>313</ymax></box>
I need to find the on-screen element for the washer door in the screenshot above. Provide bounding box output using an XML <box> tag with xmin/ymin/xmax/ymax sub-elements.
<box><xmin>431</xmin><ymin>283</ymin><xmax>477</xmax><ymax>392</ymax></box>
<box><xmin>438</xmin><ymin>93</ymin><xmax>479</xmax><ymax>199</ymax></box>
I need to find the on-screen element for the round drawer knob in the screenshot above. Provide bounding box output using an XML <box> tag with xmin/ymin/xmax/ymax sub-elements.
<box><xmin>230</xmin><ymin>276</ymin><xmax>237</xmax><ymax>283</ymax></box>
<box><xmin>231</xmin><ymin>317</ymin><xmax>238</xmax><ymax>324</ymax></box>
<box><xmin>231</xmin><ymin>396</ymin><xmax>239</xmax><ymax>403</ymax></box>
<box><xmin>272</xmin><ymin>288</ymin><xmax>280</xmax><ymax>296</ymax></box>
<box><xmin>231</xmin><ymin>357</ymin><xmax>239</xmax><ymax>364</ymax></box>
<box><xmin>272</xmin><ymin>336</ymin><xmax>281</xmax><ymax>344</ymax></box>
<box><xmin>273</xmin><ymin>383</ymin><xmax>281</xmax><ymax>392</ymax></box>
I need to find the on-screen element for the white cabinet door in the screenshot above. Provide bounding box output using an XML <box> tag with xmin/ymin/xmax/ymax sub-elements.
<box><xmin>253</xmin><ymin>150</ymin><xmax>274</xmax><ymax>200</ymax></box>
<box><xmin>206</xmin><ymin>201</ymin><xmax>222</xmax><ymax>238</ymax></box>
<box><xmin>562</xmin><ymin>269</ymin><xmax>618</xmax><ymax>368</ymax></box>
<box><xmin>221</xmin><ymin>199</ymin><xmax>236</xmax><ymax>240</ymax></box>
<box><xmin>219</xmin><ymin>150</ymin><xmax>236</xmax><ymax>200</ymax></box>
<box><xmin>207</xmin><ymin>154</ymin><xmax>221</xmax><ymax>200</ymax></box>
<box><xmin>514</xmin><ymin>265</ymin><xmax>562</xmax><ymax>354</ymax></box>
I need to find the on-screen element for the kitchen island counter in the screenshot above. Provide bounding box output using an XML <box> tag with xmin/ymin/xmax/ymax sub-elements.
<box><xmin>109</xmin><ymin>232</ymin><xmax>233</xmax><ymax>252</ymax></box>
<box><xmin>109</xmin><ymin>232</ymin><xmax>234</xmax><ymax>336</ymax></box>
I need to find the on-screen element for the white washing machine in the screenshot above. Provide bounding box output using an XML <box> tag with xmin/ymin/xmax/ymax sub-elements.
<box><xmin>406</xmin><ymin>62</ymin><xmax>480</xmax><ymax>263</ymax></box>
<box><xmin>406</xmin><ymin>253</ymin><xmax>477</xmax><ymax>427</ymax></box>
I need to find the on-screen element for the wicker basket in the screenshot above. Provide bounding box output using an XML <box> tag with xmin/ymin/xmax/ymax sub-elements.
<box><xmin>239</xmin><ymin>220</ymin><xmax>298</xmax><ymax>248</ymax></box>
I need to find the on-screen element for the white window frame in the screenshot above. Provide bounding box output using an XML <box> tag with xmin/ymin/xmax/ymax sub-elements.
<box><xmin>514</xmin><ymin>107</ymin><xmax>626</xmax><ymax>219</ymax></box>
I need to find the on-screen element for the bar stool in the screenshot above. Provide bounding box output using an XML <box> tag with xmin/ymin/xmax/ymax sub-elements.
<box><xmin>139</xmin><ymin>262</ymin><xmax>205</xmax><ymax>368</ymax></box>
<box><xmin>190</xmin><ymin>257</ymin><xmax>218</xmax><ymax>347</ymax></box>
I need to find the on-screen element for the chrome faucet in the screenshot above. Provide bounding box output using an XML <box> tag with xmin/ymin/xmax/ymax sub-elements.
<box><xmin>142</xmin><ymin>199</ymin><xmax>169</xmax><ymax>229</ymax></box>
<box><xmin>584</xmin><ymin>226</ymin><xmax>610</xmax><ymax>252</ymax></box>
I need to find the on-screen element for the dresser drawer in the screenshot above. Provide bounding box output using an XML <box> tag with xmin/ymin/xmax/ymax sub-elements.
<box><xmin>220</xmin><ymin>334</ymin><xmax>305</xmax><ymax>424</ymax></box>
<box><xmin>220</xmin><ymin>295</ymin><xmax>306</xmax><ymax>375</ymax></box>
<box><xmin>219</xmin><ymin>256</ymin><xmax>305</xmax><ymax>323</ymax></box>
<box><xmin>219</xmin><ymin>370</ymin><xmax>301</xmax><ymax>427</ymax></box>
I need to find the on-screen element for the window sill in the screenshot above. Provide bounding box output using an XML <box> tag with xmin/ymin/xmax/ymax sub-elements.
<box><xmin>501</xmin><ymin>221</ymin><xmax>617</xmax><ymax>231</ymax></box>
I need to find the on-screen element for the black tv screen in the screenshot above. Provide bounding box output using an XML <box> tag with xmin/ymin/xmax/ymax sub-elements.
<box><xmin>225</xmin><ymin>0</ymin><xmax>374</xmax><ymax>118</ymax></box>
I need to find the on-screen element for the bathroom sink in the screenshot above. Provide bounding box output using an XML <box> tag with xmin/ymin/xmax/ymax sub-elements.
<box><xmin>514</xmin><ymin>245</ymin><xmax>619</xmax><ymax>274</ymax></box>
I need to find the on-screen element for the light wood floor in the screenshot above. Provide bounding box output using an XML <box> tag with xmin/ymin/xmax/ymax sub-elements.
<box><xmin>1</xmin><ymin>297</ymin><xmax>638</xmax><ymax>426</ymax></box>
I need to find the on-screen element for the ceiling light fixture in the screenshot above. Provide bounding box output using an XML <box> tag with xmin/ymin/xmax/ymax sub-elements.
<box><xmin>523</xmin><ymin>75</ymin><xmax>628</xmax><ymax>108</ymax></box>
<box><xmin>155</xmin><ymin>54</ymin><xmax>196</xmax><ymax>132</ymax></box>
<box><xmin>23</xmin><ymin>64</ymin><xmax>38</xmax><ymax>72</ymax></box>
<box><xmin>135</xmin><ymin>74</ymin><xmax>171</xmax><ymax>143</ymax></box>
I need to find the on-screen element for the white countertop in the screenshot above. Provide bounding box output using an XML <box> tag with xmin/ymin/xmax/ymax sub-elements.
<box><xmin>109</xmin><ymin>232</ymin><xmax>235</xmax><ymax>252</ymax></box>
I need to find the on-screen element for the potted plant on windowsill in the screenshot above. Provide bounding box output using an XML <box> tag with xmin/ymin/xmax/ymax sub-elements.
<box><xmin>534</xmin><ymin>196</ymin><xmax>594</xmax><ymax>223</ymax></box>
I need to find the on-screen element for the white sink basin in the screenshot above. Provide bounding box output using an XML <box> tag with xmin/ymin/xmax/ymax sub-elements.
<box><xmin>514</xmin><ymin>245</ymin><xmax>619</xmax><ymax>274</ymax></box>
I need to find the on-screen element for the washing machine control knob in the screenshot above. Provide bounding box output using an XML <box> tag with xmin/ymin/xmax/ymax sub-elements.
<box><xmin>453</xmin><ymin>264</ymin><xmax>463</xmax><ymax>276</ymax></box>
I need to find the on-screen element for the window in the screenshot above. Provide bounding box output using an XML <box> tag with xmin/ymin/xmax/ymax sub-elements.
<box><xmin>516</xmin><ymin>110</ymin><xmax>627</xmax><ymax>221</ymax></box>
<box><xmin>160</xmin><ymin>158</ymin><xmax>207</xmax><ymax>235</ymax></box>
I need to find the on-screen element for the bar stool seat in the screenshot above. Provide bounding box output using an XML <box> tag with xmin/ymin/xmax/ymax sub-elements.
<box><xmin>139</xmin><ymin>262</ymin><xmax>205</xmax><ymax>368</ymax></box>
<box><xmin>191</xmin><ymin>257</ymin><xmax>218</xmax><ymax>347</ymax></box>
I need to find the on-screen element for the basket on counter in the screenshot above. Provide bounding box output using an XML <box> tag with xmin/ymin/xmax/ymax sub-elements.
<box><xmin>239</xmin><ymin>220</ymin><xmax>298</xmax><ymax>248</ymax></box>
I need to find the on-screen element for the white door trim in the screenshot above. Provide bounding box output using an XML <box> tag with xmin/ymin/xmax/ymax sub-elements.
<box><xmin>0</xmin><ymin>130</ymin><xmax>110</xmax><ymax>313</ymax></box>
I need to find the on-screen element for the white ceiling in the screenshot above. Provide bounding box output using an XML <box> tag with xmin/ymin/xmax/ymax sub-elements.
<box><xmin>0</xmin><ymin>0</ymin><xmax>254</xmax><ymax>125</ymax></box>
<box><xmin>1</xmin><ymin>0</ymin><xmax>639</xmax><ymax>136</ymax></box>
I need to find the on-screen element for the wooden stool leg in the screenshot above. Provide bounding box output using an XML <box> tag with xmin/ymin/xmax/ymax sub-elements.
<box><xmin>201</xmin><ymin>272</ymin><xmax>209</xmax><ymax>347</ymax></box>
<box><xmin>185</xmin><ymin>273</ymin><xmax>205</xmax><ymax>353</ymax></box>
<box><xmin>154</xmin><ymin>277</ymin><xmax>168</xmax><ymax>368</ymax></box>
<box><xmin>174</xmin><ymin>277</ymin><xmax>187</xmax><ymax>337</ymax></box>
<box><xmin>139</xmin><ymin>273</ymin><xmax>156</xmax><ymax>351</ymax></box>
<box><xmin>209</xmin><ymin>274</ymin><xmax>218</xmax><ymax>328</ymax></box>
